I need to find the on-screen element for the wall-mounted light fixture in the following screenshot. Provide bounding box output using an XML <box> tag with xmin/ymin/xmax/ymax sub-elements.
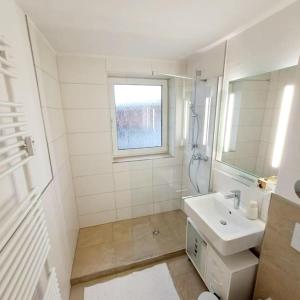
<box><xmin>183</xmin><ymin>100</ymin><xmax>190</xmax><ymax>141</ymax></box>
<box><xmin>223</xmin><ymin>93</ymin><xmax>235</xmax><ymax>152</ymax></box>
<box><xmin>202</xmin><ymin>96</ymin><xmax>211</xmax><ymax>146</ymax></box>
<box><xmin>272</xmin><ymin>84</ymin><xmax>295</xmax><ymax>168</ymax></box>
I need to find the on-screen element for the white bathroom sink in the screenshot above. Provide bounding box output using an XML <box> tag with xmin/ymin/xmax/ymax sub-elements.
<box><xmin>184</xmin><ymin>192</ymin><xmax>265</xmax><ymax>256</ymax></box>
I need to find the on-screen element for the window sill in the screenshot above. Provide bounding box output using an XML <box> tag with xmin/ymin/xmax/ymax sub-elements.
<box><xmin>112</xmin><ymin>153</ymin><xmax>174</xmax><ymax>163</ymax></box>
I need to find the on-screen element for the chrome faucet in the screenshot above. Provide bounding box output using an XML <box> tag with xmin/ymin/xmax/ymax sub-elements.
<box><xmin>225</xmin><ymin>190</ymin><xmax>241</xmax><ymax>209</ymax></box>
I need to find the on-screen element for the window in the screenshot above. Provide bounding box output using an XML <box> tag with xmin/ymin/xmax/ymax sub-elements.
<box><xmin>109</xmin><ymin>78</ymin><xmax>168</xmax><ymax>157</ymax></box>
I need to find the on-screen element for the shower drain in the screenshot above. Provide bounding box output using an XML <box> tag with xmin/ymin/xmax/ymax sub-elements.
<box><xmin>152</xmin><ymin>229</ymin><xmax>160</xmax><ymax>235</ymax></box>
<box><xmin>219</xmin><ymin>220</ymin><xmax>227</xmax><ymax>226</ymax></box>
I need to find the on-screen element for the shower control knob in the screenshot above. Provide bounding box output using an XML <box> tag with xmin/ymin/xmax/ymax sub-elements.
<box><xmin>192</xmin><ymin>153</ymin><xmax>209</xmax><ymax>161</ymax></box>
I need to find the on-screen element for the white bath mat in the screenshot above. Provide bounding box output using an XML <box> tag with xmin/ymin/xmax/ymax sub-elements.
<box><xmin>84</xmin><ymin>263</ymin><xmax>180</xmax><ymax>300</ymax></box>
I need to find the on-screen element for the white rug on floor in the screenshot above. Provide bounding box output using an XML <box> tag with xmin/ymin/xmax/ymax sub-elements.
<box><xmin>84</xmin><ymin>263</ymin><xmax>180</xmax><ymax>300</ymax></box>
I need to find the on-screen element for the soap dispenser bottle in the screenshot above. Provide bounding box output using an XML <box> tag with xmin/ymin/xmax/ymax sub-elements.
<box><xmin>246</xmin><ymin>200</ymin><xmax>258</xmax><ymax>220</ymax></box>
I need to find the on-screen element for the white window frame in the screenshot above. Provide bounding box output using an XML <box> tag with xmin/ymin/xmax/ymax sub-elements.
<box><xmin>109</xmin><ymin>77</ymin><xmax>168</xmax><ymax>158</ymax></box>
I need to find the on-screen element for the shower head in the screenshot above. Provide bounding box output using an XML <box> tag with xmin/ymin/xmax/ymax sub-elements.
<box><xmin>195</xmin><ymin>70</ymin><xmax>207</xmax><ymax>82</ymax></box>
<box><xmin>195</xmin><ymin>70</ymin><xmax>202</xmax><ymax>77</ymax></box>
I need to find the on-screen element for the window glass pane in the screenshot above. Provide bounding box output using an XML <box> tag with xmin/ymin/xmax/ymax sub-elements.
<box><xmin>114</xmin><ymin>84</ymin><xmax>162</xmax><ymax>150</ymax></box>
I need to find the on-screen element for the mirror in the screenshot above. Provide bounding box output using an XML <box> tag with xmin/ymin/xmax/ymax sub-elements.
<box><xmin>219</xmin><ymin>65</ymin><xmax>297</xmax><ymax>178</ymax></box>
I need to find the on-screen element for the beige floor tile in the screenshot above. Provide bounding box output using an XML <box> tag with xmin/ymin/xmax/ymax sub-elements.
<box><xmin>174</xmin><ymin>268</ymin><xmax>207</xmax><ymax>300</ymax></box>
<box><xmin>77</xmin><ymin>223</ymin><xmax>113</xmax><ymax>248</ymax></box>
<box><xmin>167</xmin><ymin>256</ymin><xmax>195</xmax><ymax>277</ymax></box>
<box><xmin>133</xmin><ymin>236</ymin><xmax>159</xmax><ymax>261</ymax></box>
<box><xmin>112</xmin><ymin>219</ymin><xmax>133</xmax><ymax>243</ymax></box>
<box><xmin>113</xmin><ymin>240</ymin><xmax>135</xmax><ymax>265</ymax></box>
<box><xmin>72</xmin><ymin>210</ymin><xmax>187</xmax><ymax>281</ymax></box>
<box><xmin>72</xmin><ymin>243</ymin><xmax>115</xmax><ymax>278</ymax></box>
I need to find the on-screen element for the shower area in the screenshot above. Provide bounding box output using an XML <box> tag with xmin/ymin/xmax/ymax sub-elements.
<box><xmin>182</xmin><ymin>72</ymin><xmax>220</xmax><ymax>197</ymax></box>
<box><xmin>71</xmin><ymin>71</ymin><xmax>220</xmax><ymax>286</ymax></box>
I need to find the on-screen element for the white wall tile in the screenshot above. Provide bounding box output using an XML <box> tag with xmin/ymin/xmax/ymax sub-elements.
<box><xmin>151</xmin><ymin>60</ymin><xmax>185</xmax><ymax>75</ymax></box>
<box><xmin>54</xmin><ymin>161</ymin><xmax>74</xmax><ymax>201</ymax></box>
<box><xmin>28</xmin><ymin>20</ymin><xmax>79</xmax><ymax>300</ymax></box>
<box><xmin>112</xmin><ymin>162</ymin><xmax>131</xmax><ymax>173</ymax></box>
<box><xmin>116</xmin><ymin>207</ymin><xmax>132</xmax><ymax>221</ymax></box>
<box><xmin>49</xmin><ymin>136</ymin><xmax>69</xmax><ymax>175</ymax></box>
<box><xmin>58</xmin><ymin>55</ymin><xmax>107</xmax><ymax>84</ymax></box>
<box><xmin>113</xmin><ymin>171</ymin><xmax>131</xmax><ymax>191</ymax></box>
<box><xmin>64</xmin><ymin>109</ymin><xmax>110</xmax><ymax>133</ymax></box>
<box><xmin>74</xmin><ymin>174</ymin><xmax>114</xmax><ymax>197</ymax></box>
<box><xmin>106</xmin><ymin>57</ymin><xmax>152</xmax><ymax>75</ymax></box>
<box><xmin>55</xmin><ymin>183</ymin><xmax>78</xmax><ymax>254</ymax></box>
<box><xmin>61</xmin><ymin>83</ymin><xmax>109</xmax><ymax>109</ymax></box>
<box><xmin>153</xmin><ymin>184</ymin><xmax>180</xmax><ymax>202</ymax></box>
<box><xmin>131</xmin><ymin>187</ymin><xmax>153</xmax><ymax>206</ymax></box>
<box><xmin>71</xmin><ymin>153</ymin><xmax>113</xmax><ymax>177</ymax></box>
<box><xmin>153</xmin><ymin>165</ymin><xmax>182</xmax><ymax>185</ymax></box>
<box><xmin>68</xmin><ymin>132</ymin><xmax>112</xmax><ymax>155</ymax></box>
<box><xmin>76</xmin><ymin>192</ymin><xmax>115</xmax><ymax>215</ymax></box>
<box><xmin>154</xmin><ymin>199</ymin><xmax>181</xmax><ymax>214</ymax></box>
<box><xmin>132</xmin><ymin>204</ymin><xmax>154</xmax><ymax>218</ymax></box>
<box><xmin>130</xmin><ymin>169</ymin><xmax>153</xmax><ymax>188</ymax></box>
<box><xmin>115</xmin><ymin>190</ymin><xmax>132</xmax><ymax>208</ymax></box>
<box><xmin>79</xmin><ymin>210</ymin><xmax>116</xmax><ymax>227</ymax></box>
<box><xmin>112</xmin><ymin>159</ymin><xmax>152</xmax><ymax>173</ymax></box>
<box><xmin>37</xmin><ymin>69</ymin><xmax>62</xmax><ymax>108</ymax></box>
<box><xmin>152</xmin><ymin>156</ymin><xmax>182</xmax><ymax>167</ymax></box>
<box><xmin>43</xmin><ymin>108</ymin><xmax>66</xmax><ymax>142</ymax></box>
<box><xmin>30</xmin><ymin>26</ymin><xmax>58</xmax><ymax>79</ymax></box>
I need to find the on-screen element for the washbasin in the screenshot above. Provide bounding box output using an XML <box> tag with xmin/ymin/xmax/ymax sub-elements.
<box><xmin>184</xmin><ymin>192</ymin><xmax>265</xmax><ymax>256</ymax></box>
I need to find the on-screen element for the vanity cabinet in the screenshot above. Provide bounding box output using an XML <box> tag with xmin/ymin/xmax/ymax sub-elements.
<box><xmin>186</xmin><ymin>218</ymin><xmax>258</xmax><ymax>300</ymax></box>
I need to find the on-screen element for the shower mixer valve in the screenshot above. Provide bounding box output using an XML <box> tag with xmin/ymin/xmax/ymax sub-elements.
<box><xmin>192</xmin><ymin>153</ymin><xmax>209</xmax><ymax>161</ymax></box>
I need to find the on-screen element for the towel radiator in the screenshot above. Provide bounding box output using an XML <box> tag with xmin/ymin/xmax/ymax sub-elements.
<box><xmin>0</xmin><ymin>34</ymin><xmax>61</xmax><ymax>299</ymax></box>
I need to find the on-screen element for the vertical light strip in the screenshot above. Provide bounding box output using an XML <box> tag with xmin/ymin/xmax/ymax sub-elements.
<box><xmin>183</xmin><ymin>100</ymin><xmax>190</xmax><ymax>140</ymax></box>
<box><xmin>224</xmin><ymin>93</ymin><xmax>235</xmax><ymax>152</ymax></box>
<box><xmin>272</xmin><ymin>84</ymin><xmax>294</xmax><ymax>168</ymax></box>
<box><xmin>146</xmin><ymin>107</ymin><xmax>150</xmax><ymax>128</ymax></box>
<box><xmin>152</xmin><ymin>108</ymin><xmax>155</xmax><ymax>130</ymax></box>
<box><xmin>202</xmin><ymin>96</ymin><xmax>211</xmax><ymax>145</ymax></box>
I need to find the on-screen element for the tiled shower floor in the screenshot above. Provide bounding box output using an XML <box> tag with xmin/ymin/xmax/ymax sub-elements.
<box><xmin>71</xmin><ymin>210</ymin><xmax>187</xmax><ymax>284</ymax></box>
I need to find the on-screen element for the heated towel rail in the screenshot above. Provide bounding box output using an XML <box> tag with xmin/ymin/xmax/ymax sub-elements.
<box><xmin>0</xmin><ymin>34</ymin><xmax>61</xmax><ymax>299</ymax></box>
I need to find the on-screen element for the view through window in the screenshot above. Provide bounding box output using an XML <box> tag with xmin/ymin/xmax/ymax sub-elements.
<box><xmin>114</xmin><ymin>84</ymin><xmax>163</xmax><ymax>150</ymax></box>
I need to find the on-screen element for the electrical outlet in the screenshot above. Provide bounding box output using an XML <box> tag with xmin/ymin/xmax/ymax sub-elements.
<box><xmin>291</xmin><ymin>223</ymin><xmax>300</xmax><ymax>252</ymax></box>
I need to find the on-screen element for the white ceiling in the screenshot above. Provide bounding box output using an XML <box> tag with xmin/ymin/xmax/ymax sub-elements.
<box><xmin>16</xmin><ymin>0</ymin><xmax>296</xmax><ymax>59</ymax></box>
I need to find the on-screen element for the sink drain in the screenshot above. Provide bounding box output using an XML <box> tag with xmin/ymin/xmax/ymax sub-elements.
<box><xmin>220</xmin><ymin>220</ymin><xmax>227</xmax><ymax>225</ymax></box>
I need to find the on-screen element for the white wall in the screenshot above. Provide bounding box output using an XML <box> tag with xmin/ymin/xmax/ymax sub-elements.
<box><xmin>225</xmin><ymin>1</ymin><xmax>300</xmax><ymax>81</ymax></box>
<box><xmin>187</xmin><ymin>42</ymin><xmax>226</xmax><ymax>79</ymax></box>
<box><xmin>185</xmin><ymin>0</ymin><xmax>300</xmax><ymax>216</ymax></box>
<box><xmin>277</xmin><ymin>60</ymin><xmax>300</xmax><ymax>204</ymax></box>
<box><xmin>58</xmin><ymin>55</ymin><xmax>186</xmax><ymax>227</ymax></box>
<box><xmin>27</xmin><ymin>21</ymin><xmax>79</xmax><ymax>300</ymax></box>
<box><xmin>221</xmin><ymin>0</ymin><xmax>300</xmax><ymax>210</ymax></box>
